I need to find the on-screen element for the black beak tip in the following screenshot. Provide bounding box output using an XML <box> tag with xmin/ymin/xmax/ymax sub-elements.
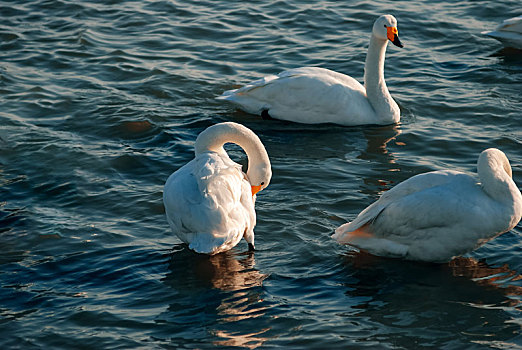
<box><xmin>392</xmin><ymin>35</ymin><xmax>403</xmax><ymax>48</ymax></box>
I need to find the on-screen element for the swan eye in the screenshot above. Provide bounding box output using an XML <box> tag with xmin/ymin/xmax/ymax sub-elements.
<box><xmin>384</xmin><ymin>25</ymin><xmax>387</xmax><ymax>28</ymax></box>
<box><xmin>260</xmin><ymin>182</ymin><xmax>265</xmax><ymax>186</ymax></box>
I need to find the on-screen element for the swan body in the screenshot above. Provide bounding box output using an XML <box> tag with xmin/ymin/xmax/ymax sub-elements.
<box><xmin>333</xmin><ymin>149</ymin><xmax>522</xmax><ymax>262</ymax></box>
<box><xmin>163</xmin><ymin>122</ymin><xmax>271</xmax><ymax>254</ymax></box>
<box><xmin>217</xmin><ymin>14</ymin><xmax>403</xmax><ymax>126</ymax></box>
<box><xmin>482</xmin><ymin>15</ymin><xmax>522</xmax><ymax>49</ymax></box>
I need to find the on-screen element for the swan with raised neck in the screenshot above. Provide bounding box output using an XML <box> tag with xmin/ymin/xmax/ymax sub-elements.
<box><xmin>217</xmin><ymin>14</ymin><xmax>404</xmax><ymax>126</ymax></box>
<box><xmin>364</xmin><ymin>14</ymin><xmax>402</xmax><ymax>123</ymax></box>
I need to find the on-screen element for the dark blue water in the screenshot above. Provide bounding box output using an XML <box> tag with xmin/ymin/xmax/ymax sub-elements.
<box><xmin>1</xmin><ymin>0</ymin><xmax>521</xmax><ymax>348</ymax></box>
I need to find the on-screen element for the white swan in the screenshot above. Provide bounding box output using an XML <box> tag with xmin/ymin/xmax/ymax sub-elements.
<box><xmin>163</xmin><ymin>122</ymin><xmax>272</xmax><ymax>255</ymax></box>
<box><xmin>333</xmin><ymin>148</ymin><xmax>522</xmax><ymax>262</ymax></box>
<box><xmin>217</xmin><ymin>14</ymin><xmax>403</xmax><ymax>126</ymax></box>
<box><xmin>482</xmin><ymin>15</ymin><xmax>522</xmax><ymax>49</ymax></box>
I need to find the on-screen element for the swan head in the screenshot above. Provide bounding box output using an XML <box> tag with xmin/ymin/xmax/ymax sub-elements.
<box><xmin>478</xmin><ymin>148</ymin><xmax>512</xmax><ymax>178</ymax></box>
<box><xmin>373</xmin><ymin>14</ymin><xmax>403</xmax><ymax>48</ymax></box>
<box><xmin>249</xmin><ymin>164</ymin><xmax>272</xmax><ymax>196</ymax></box>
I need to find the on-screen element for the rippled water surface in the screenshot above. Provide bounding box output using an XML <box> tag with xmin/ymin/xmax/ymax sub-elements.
<box><xmin>1</xmin><ymin>0</ymin><xmax>522</xmax><ymax>348</ymax></box>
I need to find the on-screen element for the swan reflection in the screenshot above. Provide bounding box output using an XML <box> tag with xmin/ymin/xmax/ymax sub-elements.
<box><xmin>166</xmin><ymin>246</ymin><xmax>266</xmax><ymax>290</ymax></box>
<box><xmin>359</xmin><ymin>123</ymin><xmax>402</xmax><ymax>164</ymax></box>
<box><xmin>196</xmin><ymin>250</ymin><xmax>267</xmax><ymax>292</ymax></box>
<box><xmin>344</xmin><ymin>251</ymin><xmax>521</xmax><ymax>298</ymax></box>
<box><xmin>213</xmin><ymin>328</ymin><xmax>271</xmax><ymax>349</ymax></box>
<box><xmin>165</xmin><ymin>247</ymin><xmax>270</xmax><ymax>349</ymax></box>
<box><xmin>448</xmin><ymin>257</ymin><xmax>522</xmax><ymax>305</ymax></box>
<box><xmin>340</xmin><ymin>252</ymin><xmax>521</xmax><ymax>346</ymax></box>
<box><xmin>198</xmin><ymin>251</ymin><xmax>270</xmax><ymax>349</ymax></box>
<box><xmin>357</xmin><ymin>124</ymin><xmax>403</xmax><ymax>196</ymax></box>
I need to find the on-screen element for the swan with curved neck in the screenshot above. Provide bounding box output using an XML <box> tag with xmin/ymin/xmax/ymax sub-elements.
<box><xmin>163</xmin><ymin>122</ymin><xmax>271</xmax><ymax>254</ymax></box>
<box><xmin>333</xmin><ymin>148</ymin><xmax>522</xmax><ymax>262</ymax></box>
<box><xmin>217</xmin><ymin>14</ymin><xmax>403</xmax><ymax>126</ymax></box>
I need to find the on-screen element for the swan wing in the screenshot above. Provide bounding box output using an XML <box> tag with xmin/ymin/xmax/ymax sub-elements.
<box><xmin>333</xmin><ymin>170</ymin><xmax>494</xmax><ymax>261</ymax></box>
<box><xmin>335</xmin><ymin>170</ymin><xmax>464</xmax><ymax>234</ymax></box>
<box><xmin>163</xmin><ymin>152</ymin><xmax>256</xmax><ymax>254</ymax></box>
<box><xmin>218</xmin><ymin>67</ymin><xmax>377</xmax><ymax>125</ymax></box>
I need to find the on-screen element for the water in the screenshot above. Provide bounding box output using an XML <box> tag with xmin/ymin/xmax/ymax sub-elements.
<box><xmin>1</xmin><ymin>0</ymin><xmax>521</xmax><ymax>348</ymax></box>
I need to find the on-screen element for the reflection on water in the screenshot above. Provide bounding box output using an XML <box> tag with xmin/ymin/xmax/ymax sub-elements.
<box><xmin>340</xmin><ymin>251</ymin><xmax>521</xmax><ymax>347</ymax></box>
<box><xmin>491</xmin><ymin>47</ymin><xmax>522</xmax><ymax>64</ymax></box>
<box><xmin>356</xmin><ymin>124</ymin><xmax>403</xmax><ymax>198</ymax></box>
<box><xmin>213</xmin><ymin>327</ymin><xmax>271</xmax><ymax>349</ymax></box>
<box><xmin>164</xmin><ymin>247</ymin><xmax>270</xmax><ymax>348</ymax></box>
<box><xmin>359</xmin><ymin>123</ymin><xmax>402</xmax><ymax>165</ymax></box>
<box><xmin>448</xmin><ymin>257</ymin><xmax>522</xmax><ymax>307</ymax></box>
<box><xmin>202</xmin><ymin>251</ymin><xmax>267</xmax><ymax>292</ymax></box>
<box><xmin>165</xmin><ymin>247</ymin><xmax>268</xmax><ymax>292</ymax></box>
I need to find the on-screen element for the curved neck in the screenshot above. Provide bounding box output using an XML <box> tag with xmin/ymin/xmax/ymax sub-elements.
<box><xmin>478</xmin><ymin>152</ymin><xmax>521</xmax><ymax>205</ymax></box>
<box><xmin>195</xmin><ymin>122</ymin><xmax>270</xmax><ymax>178</ymax></box>
<box><xmin>363</xmin><ymin>35</ymin><xmax>399</xmax><ymax>123</ymax></box>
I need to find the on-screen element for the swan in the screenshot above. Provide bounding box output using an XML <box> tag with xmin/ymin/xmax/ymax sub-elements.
<box><xmin>217</xmin><ymin>14</ymin><xmax>403</xmax><ymax>126</ymax></box>
<box><xmin>163</xmin><ymin>122</ymin><xmax>272</xmax><ymax>255</ymax></box>
<box><xmin>482</xmin><ymin>15</ymin><xmax>522</xmax><ymax>49</ymax></box>
<box><xmin>332</xmin><ymin>148</ymin><xmax>522</xmax><ymax>263</ymax></box>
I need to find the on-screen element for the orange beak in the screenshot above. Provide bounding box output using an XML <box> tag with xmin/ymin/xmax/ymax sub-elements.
<box><xmin>387</xmin><ymin>26</ymin><xmax>398</xmax><ymax>41</ymax></box>
<box><xmin>251</xmin><ymin>185</ymin><xmax>262</xmax><ymax>196</ymax></box>
<box><xmin>387</xmin><ymin>26</ymin><xmax>403</xmax><ymax>48</ymax></box>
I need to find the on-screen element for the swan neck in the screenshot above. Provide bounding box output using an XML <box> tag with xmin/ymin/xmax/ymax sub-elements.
<box><xmin>364</xmin><ymin>35</ymin><xmax>387</xmax><ymax>87</ymax></box>
<box><xmin>195</xmin><ymin>123</ymin><xmax>269</xmax><ymax>177</ymax></box>
<box><xmin>363</xmin><ymin>35</ymin><xmax>399</xmax><ymax>123</ymax></box>
<box><xmin>478</xmin><ymin>153</ymin><xmax>520</xmax><ymax>204</ymax></box>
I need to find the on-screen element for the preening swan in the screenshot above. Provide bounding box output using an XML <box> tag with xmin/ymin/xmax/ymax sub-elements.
<box><xmin>163</xmin><ymin>122</ymin><xmax>271</xmax><ymax>255</ymax></box>
<box><xmin>217</xmin><ymin>14</ymin><xmax>403</xmax><ymax>126</ymax></box>
<box><xmin>482</xmin><ymin>15</ymin><xmax>522</xmax><ymax>49</ymax></box>
<box><xmin>333</xmin><ymin>148</ymin><xmax>522</xmax><ymax>263</ymax></box>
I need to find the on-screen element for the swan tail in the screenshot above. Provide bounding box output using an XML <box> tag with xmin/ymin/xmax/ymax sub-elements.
<box><xmin>333</xmin><ymin>202</ymin><xmax>386</xmax><ymax>241</ymax></box>
<box><xmin>332</xmin><ymin>222</ymin><xmax>373</xmax><ymax>244</ymax></box>
<box><xmin>333</xmin><ymin>223</ymin><xmax>408</xmax><ymax>258</ymax></box>
<box><xmin>218</xmin><ymin>75</ymin><xmax>278</xmax><ymax>97</ymax></box>
<box><xmin>216</xmin><ymin>89</ymin><xmax>236</xmax><ymax>100</ymax></box>
<box><xmin>216</xmin><ymin>79</ymin><xmax>275</xmax><ymax>115</ymax></box>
